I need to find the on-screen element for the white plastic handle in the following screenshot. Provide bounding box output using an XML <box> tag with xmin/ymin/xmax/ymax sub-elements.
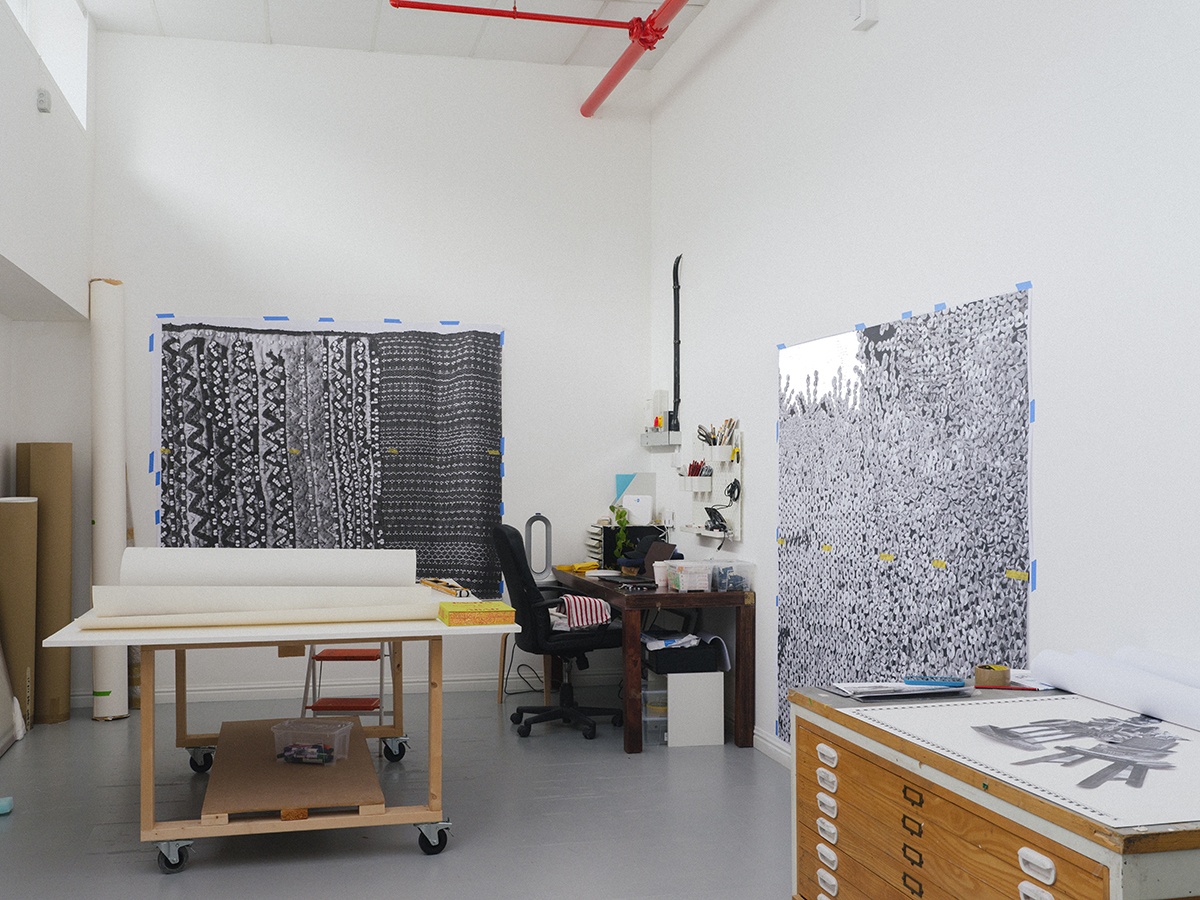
<box><xmin>816</xmin><ymin>767</ymin><xmax>839</xmax><ymax>792</ymax></box>
<box><xmin>816</xmin><ymin>742</ymin><xmax>839</xmax><ymax>767</ymax></box>
<box><xmin>1018</xmin><ymin>880</ymin><xmax>1054</xmax><ymax>900</ymax></box>
<box><xmin>816</xmin><ymin>791</ymin><xmax>838</xmax><ymax>818</ymax></box>
<box><xmin>816</xmin><ymin>816</ymin><xmax>839</xmax><ymax>844</ymax></box>
<box><xmin>1017</xmin><ymin>847</ymin><xmax>1057</xmax><ymax>885</ymax></box>
<box><xmin>816</xmin><ymin>868</ymin><xmax>839</xmax><ymax>897</ymax></box>
<box><xmin>816</xmin><ymin>842</ymin><xmax>838</xmax><ymax>870</ymax></box>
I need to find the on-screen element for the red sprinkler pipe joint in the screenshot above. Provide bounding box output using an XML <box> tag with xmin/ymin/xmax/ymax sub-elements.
<box><xmin>580</xmin><ymin>0</ymin><xmax>690</xmax><ymax>118</ymax></box>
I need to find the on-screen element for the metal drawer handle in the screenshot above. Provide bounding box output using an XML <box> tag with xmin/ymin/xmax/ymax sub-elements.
<box><xmin>902</xmin><ymin>843</ymin><xmax>923</xmax><ymax>867</ymax></box>
<box><xmin>816</xmin><ymin>816</ymin><xmax>838</xmax><ymax>844</ymax></box>
<box><xmin>1018</xmin><ymin>880</ymin><xmax>1054</xmax><ymax>900</ymax></box>
<box><xmin>1017</xmin><ymin>847</ymin><xmax>1057</xmax><ymax>885</ymax></box>
<box><xmin>902</xmin><ymin>784</ymin><xmax>924</xmax><ymax>807</ymax></box>
<box><xmin>816</xmin><ymin>742</ymin><xmax>839</xmax><ymax>767</ymax></box>
<box><xmin>902</xmin><ymin>872</ymin><xmax>923</xmax><ymax>897</ymax></box>
<box><xmin>816</xmin><ymin>767</ymin><xmax>839</xmax><ymax>792</ymax></box>
<box><xmin>816</xmin><ymin>842</ymin><xmax>838</xmax><ymax>870</ymax></box>
<box><xmin>901</xmin><ymin>814</ymin><xmax>923</xmax><ymax>837</ymax></box>
<box><xmin>816</xmin><ymin>791</ymin><xmax>838</xmax><ymax>818</ymax></box>
<box><xmin>816</xmin><ymin>868</ymin><xmax>839</xmax><ymax>897</ymax></box>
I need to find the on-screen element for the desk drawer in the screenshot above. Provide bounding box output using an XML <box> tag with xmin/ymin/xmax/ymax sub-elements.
<box><xmin>795</xmin><ymin>719</ymin><xmax>1109</xmax><ymax>900</ymax></box>
<box><xmin>797</xmin><ymin>822</ymin><xmax>913</xmax><ymax>900</ymax></box>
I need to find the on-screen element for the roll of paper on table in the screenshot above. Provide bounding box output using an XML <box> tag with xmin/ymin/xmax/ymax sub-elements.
<box><xmin>975</xmin><ymin>664</ymin><xmax>1010</xmax><ymax>688</ymax></box>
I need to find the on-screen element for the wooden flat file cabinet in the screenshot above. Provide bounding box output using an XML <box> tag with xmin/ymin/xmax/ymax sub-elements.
<box><xmin>790</xmin><ymin>687</ymin><xmax>1200</xmax><ymax>900</ymax></box>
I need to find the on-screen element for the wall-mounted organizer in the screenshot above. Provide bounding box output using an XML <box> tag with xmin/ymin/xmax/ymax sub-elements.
<box><xmin>680</xmin><ymin>429</ymin><xmax>743</xmax><ymax>541</ymax></box>
<box><xmin>640</xmin><ymin>430</ymin><xmax>683</xmax><ymax>449</ymax></box>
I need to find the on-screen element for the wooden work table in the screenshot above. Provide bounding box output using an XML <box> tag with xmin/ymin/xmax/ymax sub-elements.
<box><xmin>554</xmin><ymin>566</ymin><xmax>755</xmax><ymax>754</ymax></box>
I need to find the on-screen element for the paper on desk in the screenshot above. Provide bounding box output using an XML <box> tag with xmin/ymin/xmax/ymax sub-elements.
<box><xmin>641</xmin><ymin>632</ymin><xmax>699</xmax><ymax>651</ymax></box>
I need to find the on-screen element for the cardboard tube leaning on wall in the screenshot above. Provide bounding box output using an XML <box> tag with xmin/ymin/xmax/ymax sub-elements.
<box><xmin>0</xmin><ymin>498</ymin><xmax>38</xmax><ymax>729</ymax></box>
<box><xmin>16</xmin><ymin>443</ymin><xmax>73</xmax><ymax>725</ymax></box>
<box><xmin>90</xmin><ymin>279</ymin><xmax>129</xmax><ymax>721</ymax></box>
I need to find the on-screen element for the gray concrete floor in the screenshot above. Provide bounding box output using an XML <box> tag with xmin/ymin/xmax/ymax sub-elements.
<box><xmin>0</xmin><ymin>684</ymin><xmax>791</xmax><ymax>898</ymax></box>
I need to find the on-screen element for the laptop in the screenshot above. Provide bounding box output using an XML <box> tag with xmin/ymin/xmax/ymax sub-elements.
<box><xmin>597</xmin><ymin>541</ymin><xmax>677</xmax><ymax>589</ymax></box>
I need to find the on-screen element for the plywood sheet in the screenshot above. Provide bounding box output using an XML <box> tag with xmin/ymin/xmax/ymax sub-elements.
<box><xmin>202</xmin><ymin>718</ymin><xmax>383</xmax><ymax>817</ymax></box>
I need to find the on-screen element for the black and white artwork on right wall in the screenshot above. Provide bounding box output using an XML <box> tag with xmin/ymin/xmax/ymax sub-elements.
<box><xmin>776</xmin><ymin>291</ymin><xmax>1031</xmax><ymax>740</ymax></box>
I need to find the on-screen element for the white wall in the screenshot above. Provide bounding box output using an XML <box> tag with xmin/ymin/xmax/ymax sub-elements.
<box><xmin>0</xmin><ymin>2</ymin><xmax>91</xmax><ymax>319</ymax></box>
<box><xmin>648</xmin><ymin>0</ymin><xmax>1200</xmax><ymax>760</ymax></box>
<box><xmin>90</xmin><ymin>34</ymin><xmax>653</xmax><ymax>699</ymax></box>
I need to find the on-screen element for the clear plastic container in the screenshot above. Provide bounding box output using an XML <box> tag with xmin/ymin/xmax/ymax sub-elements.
<box><xmin>712</xmin><ymin>559</ymin><xmax>755</xmax><ymax>592</ymax></box>
<box><xmin>666</xmin><ymin>560</ymin><xmax>713</xmax><ymax>591</ymax></box>
<box><xmin>271</xmin><ymin>719</ymin><xmax>352</xmax><ymax>764</ymax></box>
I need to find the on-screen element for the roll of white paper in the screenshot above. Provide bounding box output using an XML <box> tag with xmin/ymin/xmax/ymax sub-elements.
<box><xmin>1114</xmin><ymin>646</ymin><xmax>1200</xmax><ymax>690</ymax></box>
<box><xmin>92</xmin><ymin>584</ymin><xmax>433</xmax><ymax>618</ymax></box>
<box><xmin>90</xmin><ymin>279</ymin><xmax>129</xmax><ymax>721</ymax></box>
<box><xmin>118</xmin><ymin>547</ymin><xmax>417</xmax><ymax>588</ymax></box>
<box><xmin>79</xmin><ymin>600</ymin><xmax>439</xmax><ymax>630</ymax></box>
<box><xmin>1031</xmin><ymin>649</ymin><xmax>1200</xmax><ymax>732</ymax></box>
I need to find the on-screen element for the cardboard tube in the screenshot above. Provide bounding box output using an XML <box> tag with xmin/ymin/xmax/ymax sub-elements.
<box><xmin>16</xmin><ymin>443</ymin><xmax>73</xmax><ymax>725</ymax></box>
<box><xmin>90</xmin><ymin>279</ymin><xmax>129</xmax><ymax>721</ymax></box>
<box><xmin>0</xmin><ymin>498</ymin><xmax>38</xmax><ymax>728</ymax></box>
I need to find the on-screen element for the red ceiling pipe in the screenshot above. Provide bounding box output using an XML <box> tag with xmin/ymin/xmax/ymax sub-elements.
<box><xmin>580</xmin><ymin>0</ymin><xmax>690</xmax><ymax>118</ymax></box>
<box><xmin>389</xmin><ymin>1</ymin><xmax>632</xmax><ymax>31</ymax></box>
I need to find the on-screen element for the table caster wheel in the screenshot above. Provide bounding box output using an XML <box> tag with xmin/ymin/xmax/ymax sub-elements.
<box><xmin>418</xmin><ymin>829</ymin><xmax>449</xmax><ymax>855</ymax></box>
<box><xmin>157</xmin><ymin>845</ymin><xmax>190</xmax><ymax>874</ymax></box>
<box><xmin>188</xmin><ymin>752</ymin><xmax>213</xmax><ymax>773</ymax></box>
<box><xmin>383</xmin><ymin>741</ymin><xmax>406</xmax><ymax>762</ymax></box>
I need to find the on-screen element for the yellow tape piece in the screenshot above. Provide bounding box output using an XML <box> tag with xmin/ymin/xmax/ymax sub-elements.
<box><xmin>487</xmin><ymin>449</ymin><xmax>502</xmax><ymax>456</ymax></box>
<box><xmin>288</xmin><ymin>448</ymin><xmax>300</xmax><ymax>455</ymax></box>
<box><xmin>820</xmin><ymin>544</ymin><xmax>833</xmax><ymax>553</ymax></box>
<box><xmin>931</xmin><ymin>559</ymin><xmax>947</xmax><ymax>569</ymax></box>
<box><xmin>386</xmin><ymin>447</ymin><xmax>400</xmax><ymax>454</ymax></box>
<box><xmin>1004</xmin><ymin>569</ymin><xmax>1030</xmax><ymax>581</ymax></box>
<box><xmin>879</xmin><ymin>553</ymin><xmax>895</xmax><ymax>562</ymax></box>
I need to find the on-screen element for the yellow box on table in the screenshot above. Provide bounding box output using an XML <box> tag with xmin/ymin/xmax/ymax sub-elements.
<box><xmin>437</xmin><ymin>601</ymin><xmax>514</xmax><ymax>626</ymax></box>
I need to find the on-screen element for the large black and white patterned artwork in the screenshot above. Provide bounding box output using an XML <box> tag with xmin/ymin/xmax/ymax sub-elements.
<box><xmin>158</xmin><ymin>321</ymin><xmax>504</xmax><ymax>595</ymax></box>
<box><xmin>777</xmin><ymin>292</ymin><xmax>1030</xmax><ymax>740</ymax></box>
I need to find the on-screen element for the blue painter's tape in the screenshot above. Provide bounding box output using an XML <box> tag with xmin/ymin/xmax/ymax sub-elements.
<box><xmin>440</xmin><ymin>320</ymin><xmax>460</xmax><ymax>326</ymax></box>
<box><xmin>901</xmin><ymin>310</ymin><xmax>913</xmax><ymax>320</ymax></box>
<box><xmin>1016</xmin><ymin>281</ymin><xmax>1032</xmax><ymax>291</ymax></box>
<box><xmin>775</xmin><ymin>421</ymin><xmax>779</xmax><ymax>442</ymax></box>
<box><xmin>500</xmin><ymin>462</ymin><xmax>505</xmax><ymax>478</ymax></box>
<box><xmin>499</xmin><ymin>579</ymin><xmax>505</xmax><ymax>596</ymax></box>
<box><xmin>155</xmin><ymin>471</ymin><xmax>161</xmax><ymax>486</ymax></box>
<box><xmin>934</xmin><ymin>302</ymin><xmax>947</xmax><ymax>312</ymax></box>
<box><xmin>500</xmin><ymin>437</ymin><xmax>505</xmax><ymax>455</ymax></box>
<box><xmin>775</xmin><ymin>721</ymin><xmax>779</xmax><ymax>736</ymax></box>
<box><xmin>855</xmin><ymin>323</ymin><xmax>866</xmax><ymax>331</ymax></box>
<box><xmin>1030</xmin><ymin>399</ymin><xmax>1036</xmax><ymax>423</ymax></box>
<box><xmin>1031</xmin><ymin>559</ymin><xmax>1038</xmax><ymax>591</ymax></box>
<box><xmin>263</xmin><ymin>315</ymin><xmax>289</xmax><ymax>321</ymax></box>
<box><xmin>384</xmin><ymin>318</ymin><xmax>401</xmax><ymax>324</ymax></box>
<box><xmin>777</xmin><ymin>343</ymin><xmax>787</xmax><ymax>350</ymax></box>
<box><xmin>148</xmin><ymin>334</ymin><xmax>155</xmax><ymax>352</ymax></box>
<box><xmin>155</xmin><ymin>312</ymin><xmax>175</xmax><ymax>319</ymax></box>
<box><xmin>148</xmin><ymin>451</ymin><xmax>155</xmax><ymax>473</ymax></box>
<box><xmin>318</xmin><ymin>316</ymin><xmax>334</xmax><ymax>322</ymax></box>
<box><xmin>499</xmin><ymin>502</ymin><xmax>505</xmax><ymax>516</ymax></box>
<box><xmin>499</xmin><ymin>331</ymin><xmax>505</xmax><ymax>346</ymax></box>
<box><xmin>775</xmin><ymin>595</ymin><xmax>780</xmax><ymax>607</ymax></box>
<box><xmin>155</xmin><ymin>510</ymin><xmax>161</xmax><ymax>525</ymax></box>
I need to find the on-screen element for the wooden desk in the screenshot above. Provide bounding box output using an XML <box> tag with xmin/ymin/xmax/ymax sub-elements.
<box><xmin>555</xmin><ymin>567</ymin><xmax>755</xmax><ymax>754</ymax></box>
<box><xmin>45</xmin><ymin>611</ymin><xmax>517</xmax><ymax>873</ymax></box>
<box><xmin>789</xmin><ymin>685</ymin><xmax>1200</xmax><ymax>900</ymax></box>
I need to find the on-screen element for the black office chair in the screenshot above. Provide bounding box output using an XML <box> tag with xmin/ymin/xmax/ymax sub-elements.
<box><xmin>492</xmin><ymin>524</ymin><xmax>624</xmax><ymax>740</ymax></box>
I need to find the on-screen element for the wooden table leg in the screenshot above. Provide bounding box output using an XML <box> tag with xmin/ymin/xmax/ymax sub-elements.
<box><xmin>391</xmin><ymin>641</ymin><xmax>404</xmax><ymax>736</ymax></box>
<box><xmin>622</xmin><ymin>607</ymin><xmax>643</xmax><ymax>754</ymax></box>
<box><xmin>174</xmin><ymin>649</ymin><xmax>187</xmax><ymax>748</ymax></box>
<box><xmin>427</xmin><ymin>637</ymin><xmax>442</xmax><ymax>814</ymax></box>
<box><xmin>140</xmin><ymin>647</ymin><xmax>156</xmax><ymax>838</ymax></box>
<box><xmin>733</xmin><ymin>599</ymin><xmax>756</xmax><ymax>748</ymax></box>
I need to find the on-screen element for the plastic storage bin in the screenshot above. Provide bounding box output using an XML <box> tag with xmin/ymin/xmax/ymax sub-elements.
<box><xmin>666</xmin><ymin>560</ymin><xmax>714</xmax><ymax>592</ymax></box>
<box><xmin>711</xmin><ymin>560</ymin><xmax>755</xmax><ymax>592</ymax></box>
<box><xmin>272</xmin><ymin>719</ymin><xmax>352</xmax><ymax>764</ymax></box>
<box><xmin>643</xmin><ymin>688</ymin><xmax>668</xmax><ymax>746</ymax></box>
